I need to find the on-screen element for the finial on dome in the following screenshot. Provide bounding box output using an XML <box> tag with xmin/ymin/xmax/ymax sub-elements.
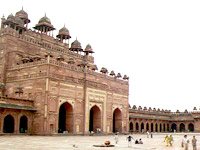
<box><xmin>22</xmin><ymin>6</ymin><xmax>23</xmax><ymax>10</ymax></box>
<box><xmin>45</xmin><ymin>13</ymin><xmax>46</xmax><ymax>17</ymax></box>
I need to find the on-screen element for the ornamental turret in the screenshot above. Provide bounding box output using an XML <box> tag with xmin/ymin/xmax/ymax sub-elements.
<box><xmin>15</xmin><ymin>7</ymin><xmax>30</xmax><ymax>29</ymax></box>
<box><xmin>33</xmin><ymin>14</ymin><xmax>55</xmax><ymax>35</ymax></box>
<box><xmin>56</xmin><ymin>25</ymin><xmax>71</xmax><ymax>43</ymax></box>
<box><xmin>69</xmin><ymin>39</ymin><xmax>83</xmax><ymax>53</ymax></box>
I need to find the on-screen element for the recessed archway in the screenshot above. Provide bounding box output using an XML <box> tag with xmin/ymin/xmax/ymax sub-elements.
<box><xmin>129</xmin><ymin>122</ymin><xmax>133</xmax><ymax>132</ymax></box>
<box><xmin>151</xmin><ymin>123</ymin><xmax>154</xmax><ymax>132</ymax></box>
<box><xmin>89</xmin><ymin>105</ymin><xmax>101</xmax><ymax>133</ymax></box>
<box><xmin>159</xmin><ymin>123</ymin><xmax>162</xmax><ymax>132</ymax></box>
<box><xmin>3</xmin><ymin>115</ymin><xmax>14</xmax><ymax>133</ymax></box>
<box><xmin>136</xmin><ymin>122</ymin><xmax>139</xmax><ymax>132</ymax></box>
<box><xmin>155</xmin><ymin>123</ymin><xmax>158</xmax><ymax>132</ymax></box>
<box><xmin>188</xmin><ymin>123</ymin><xmax>194</xmax><ymax>132</ymax></box>
<box><xmin>146</xmin><ymin>123</ymin><xmax>149</xmax><ymax>131</ymax></box>
<box><xmin>163</xmin><ymin>124</ymin><xmax>166</xmax><ymax>132</ymax></box>
<box><xmin>180</xmin><ymin>123</ymin><xmax>185</xmax><ymax>132</ymax></box>
<box><xmin>58</xmin><ymin>102</ymin><xmax>73</xmax><ymax>133</ymax></box>
<box><xmin>171</xmin><ymin>123</ymin><xmax>177</xmax><ymax>132</ymax></box>
<box><xmin>19</xmin><ymin>115</ymin><xmax>28</xmax><ymax>133</ymax></box>
<box><xmin>113</xmin><ymin>108</ymin><xmax>122</xmax><ymax>133</ymax></box>
<box><xmin>141</xmin><ymin>122</ymin><xmax>144</xmax><ymax>132</ymax></box>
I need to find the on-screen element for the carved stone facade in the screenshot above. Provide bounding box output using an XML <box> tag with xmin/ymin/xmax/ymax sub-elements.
<box><xmin>0</xmin><ymin>9</ymin><xmax>129</xmax><ymax>134</ymax></box>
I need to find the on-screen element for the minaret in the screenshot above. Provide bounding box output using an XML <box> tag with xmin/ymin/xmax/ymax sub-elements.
<box><xmin>1</xmin><ymin>15</ymin><xmax>5</xmax><ymax>30</ymax></box>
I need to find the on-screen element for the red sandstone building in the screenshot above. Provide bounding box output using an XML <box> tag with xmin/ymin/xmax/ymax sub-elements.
<box><xmin>1</xmin><ymin>8</ymin><xmax>200</xmax><ymax>135</ymax></box>
<box><xmin>0</xmin><ymin>9</ymin><xmax>129</xmax><ymax>134</ymax></box>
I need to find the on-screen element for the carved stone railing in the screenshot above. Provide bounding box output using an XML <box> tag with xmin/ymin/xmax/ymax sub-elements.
<box><xmin>8</xmin><ymin>59</ymin><xmax>129</xmax><ymax>85</ymax></box>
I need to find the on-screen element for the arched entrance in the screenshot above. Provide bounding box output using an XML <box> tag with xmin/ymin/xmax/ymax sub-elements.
<box><xmin>19</xmin><ymin>115</ymin><xmax>28</xmax><ymax>133</ymax></box>
<box><xmin>167</xmin><ymin>124</ymin><xmax>170</xmax><ymax>132</ymax></box>
<box><xmin>58</xmin><ymin>102</ymin><xmax>73</xmax><ymax>133</ymax></box>
<box><xmin>171</xmin><ymin>123</ymin><xmax>177</xmax><ymax>132</ymax></box>
<box><xmin>146</xmin><ymin>123</ymin><xmax>149</xmax><ymax>131</ymax></box>
<box><xmin>180</xmin><ymin>123</ymin><xmax>185</xmax><ymax>132</ymax></box>
<box><xmin>3</xmin><ymin>115</ymin><xmax>14</xmax><ymax>133</ymax></box>
<box><xmin>163</xmin><ymin>124</ymin><xmax>166</xmax><ymax>132</ymax></box>
<box><xmin>89</xmin><ymin>105</ymin><xmax>101</xmax><ymax>133</ymax></box>
<box><xmin>141</xmin><ymin>122</ymin><xmax>144</xmax><ymax>132</ymax></box>
<box><xmin>160</xmin><ymin>124</ymin><xmax>162</xmax><ymax>132</ymax></box>
<box><xmin>188</xmin><ymin>123</ymin><xmax>194</xmax><ymax>132</ymax></box>
<box><xmin>151</xmin><ymin>123</ymin><xmax>154</xmax><ymax>132</ymax></box>
<box><xmin>113</xmin><ymin>108</ymin><xmax>122</xmax><ymax>133</ymax></box>
<box><xmin>129</xmin><ymin>122</ymin><xmax>133</xmax><ymax>132</ymax></box>
<box><xmin>155</xmin><ymin>123</ymin><xmax>158</xmax><ymax>132</ymax></box>
<box><xmin>136</xmin><ymin>122</ymin><xmax>139</xmax><ymax>131</ymax></box>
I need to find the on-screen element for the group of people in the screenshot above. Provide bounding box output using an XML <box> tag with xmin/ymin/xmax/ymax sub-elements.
<box><xmin>114</xmin><ymin>134</ymin><xmax>143</xmax><ymax>147</ymax></box>
<box><xmin>182</xmin><ymin>135</ymin><xmax>197</xmax><ymax>150</ymax></box>
<box><xmin>126</xmin><ymin>135</ymin><xmax>143</xmax><ymax>147</ymax></box>
<box><xmin>114</xmin><ymin>133</ymin><xmax>197</xmax><ymax>149</ymax></box>
<box><xmin>164</xmin><ymin>135</ymin><xmax>174</xmax><ymax>146</ymax></box>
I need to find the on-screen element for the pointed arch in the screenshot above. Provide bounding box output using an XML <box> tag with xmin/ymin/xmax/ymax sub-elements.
<box><xmin>171</xmin><ymin>123</ymin><xmax>177</xmax><ymax>132</ymax></box>
<box><xmin>135</xmin><ymin>122</ymin><xmax>139</xmax><ymax>132</ymax></box>
<box><xmin>58</xmin><ymin>102</ymin><xmax>73</xmax><ymax>133</ymax></box>
<box><xmin>113</xmin><ymin>108</ymin><xmax>122</xmax><ymax>133</ymax></box>
<box><xmin>180</xmin><ymin>123</ymin><xmax>185</xmax><ymax>132</ymax></box>
<box><xmin>129</xmin><ymin>122</ymin><xmax>133</xmax><ymax>132</ymax></box>
<box><xmin>3</xmin><ymin>115</ymin><xmax>14</xmax><ymax>133</ymax></box>
<box><xmin>141</xmin><ymin>122</ymin><xmax>144</xmax><ymax>132</ymax></box>
<box><xmin>159</xmin><ymin>123</ymin><xmax>162</xmax><ymax>132</ymax></box>
<box><xmin>89</xmin><ymin>105</ymin><xmax>101</xmax><ymax>133</ymax></box>
<box><xmin>151</xmin><ymin>123</ymin><xmax>154</xmax><ymax>132</ymax></box>
<box><xmin>188</xmin><ymin>123</ymin><xmax>194</xmax><ymax>132</ymax></box>
<box><xmin>19</xmin><ymin>115</ymin><xmax>28</xmax><ymax>133</ymax></box>
<box><xmin>146</xmin><ymin>123</ymin><xmax>149</xmax><ymax>131</ymax></box>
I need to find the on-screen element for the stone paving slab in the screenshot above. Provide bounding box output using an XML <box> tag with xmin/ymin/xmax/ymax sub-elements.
<box><xmin>0</xmin><ymin>133</ymin><xmax>199</xmax><ymax>150</ymax></box>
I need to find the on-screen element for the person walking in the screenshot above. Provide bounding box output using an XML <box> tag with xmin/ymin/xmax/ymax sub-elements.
<box><xmin>127</xmin><ymin>135</ymin><xmax>134</xmax><ymax>147</ymax></box>
<box><xmin>147</xmin><ymin>131</ymin><xmax>149</xmax><ymax>138</ymax></box>
<box><xmin>182</xmin><ymin>135</ymin><xmax>189</xmax><ymax>150</ymax></box>
<box><xmin>168</xmin><ymin>135</ymin><xmax>174</xmax><ymax>146</ymax></box>
<box><xmin>192</xmin><ymin>136</ymin><xmax>197</xmax><ymax>150</ymax></box>
<box><xmin>164</xmin><ymin>135</ymin><xmax>169</xmax><ymax>146</ymax></box>
<box><xmin>114</xmin><ymin>133</ymin><xmax>119</xmax><ymax>144</ymax></box>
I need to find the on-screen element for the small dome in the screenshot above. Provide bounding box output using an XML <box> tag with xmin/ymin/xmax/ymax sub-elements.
<box><xmin>109</xmin><ymin>70</ymin><xmax>115</xmax><ymax>76</ymax></box>
<box><xmin>100</xmin><ymin>67</ymin><xmax>108</xmax><ymax>74</ymax></box>
<box><xmin>15</xmin><ymin>8</ymin><xmax>28</xmax><ymax>19</ymax></box>
<box><xmin>57</xmin><ymin>25</ymin><xmax>71</xmax><ymax>39</ymax></box>
<box><xmin>15</xmin><ymin>17</ymin><xmax>24</xmax><ymax>25</ymax></box>
<box><xmin>91</xmin><ymin>64</ymin><xmax>98</xmax><ymax>71</ymax></box>
<box><xmin>39</xmin><ymin>14</ymin><xmax>51</xmax><ymax>24</ymax></box>
<box><xmin>70</xmin><ymin>39</ymin><xmax>83</xmax><ymax>51</ymax></box>
<box><xmin>7</xmin><ymin>13</ymin><xmax>15</xmax><ymax>21</ymax></box>
<box><xmin>59</xmin><ymin>26</ymin><xmax>69</xmax><ymax>34</ymax></box>
<box><xmin>116</xmin><ymin>73</ymin><xmax>122</xmax><ymax>78</ymax></box>
<box><xmin>123</xmin><ymin>75</ymin><xmax>129</xmax><ymax>80</ymax></box>
<box><xmin>84</xmin><ymin>44</ymin><xmax>94</xmax><ymax>54</ymax></box>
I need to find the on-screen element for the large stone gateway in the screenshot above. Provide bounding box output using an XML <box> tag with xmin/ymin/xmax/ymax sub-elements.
<box><xmin>0</xmin><ymin>8</ymin><xmax>129</xmax><ymax>135</ymax></box>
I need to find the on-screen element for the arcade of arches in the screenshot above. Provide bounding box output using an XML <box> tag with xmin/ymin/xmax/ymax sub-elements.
<box><xmin>129</xmin><ymin>120</ymin><xmax>195</xmax><ymax>133</ymax></box>
<box><xmin>0</xmin><ymin>109</ymin><xmax>32</xmax><ymax>134</ymax></box>
<box><xmin>58</xmin><ymin>102</ymin><xmax>124</xmax><ymax>134</ymax></box>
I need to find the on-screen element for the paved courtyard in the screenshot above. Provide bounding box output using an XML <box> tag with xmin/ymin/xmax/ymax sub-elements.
<box><xmin>0</xmin><ymin>133</ymin><xmax>199</xmax><ymax>150</ymax></box>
